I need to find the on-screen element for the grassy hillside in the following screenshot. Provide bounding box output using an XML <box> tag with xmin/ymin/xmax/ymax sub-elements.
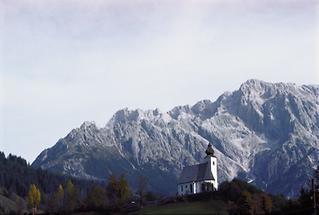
<box><xmin>130</xmin><ymin>178</ymin><xmax>312</xmax><ymax>215</ymax></box>
<box><xmin>133</xmin><ymin>200</ymin><xmax>228</xmax><ymax>215</ymax></box>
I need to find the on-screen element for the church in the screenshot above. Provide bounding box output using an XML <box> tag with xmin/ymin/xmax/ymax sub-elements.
<box><xmin>177</xmin><ymin>143</ymin><xmax>218</xmax><ymax>196</ymax></box>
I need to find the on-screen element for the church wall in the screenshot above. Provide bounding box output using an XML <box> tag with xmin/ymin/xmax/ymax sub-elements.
<box><xmin>195</xmin><ymin>180</ymin><xmax>216</xmax><ymax>193</ymax></box>
<box><xmin>203</xmin><ymin>156</ymin><xmax>218</xmax><ymax>190</ymax></box>
<box><xmin>211</xmin><ymin>157</ymin><xmax>218</xmax><ymax>188</ymax></box>
<box><xmin>178</xmin><ymin>179</ymin><xmax>218</xmax><ymax>196</ymax></box>
<box><xmin>177</xmin><ymin>182</ymin><xmax>197</xmax><ymax>195</ymax></box>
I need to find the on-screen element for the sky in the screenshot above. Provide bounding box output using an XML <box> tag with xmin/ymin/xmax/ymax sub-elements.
<box><xmin>0</xmin><ymin>0</ymin><xmax>318</xmax><ymax>163</ymax></box>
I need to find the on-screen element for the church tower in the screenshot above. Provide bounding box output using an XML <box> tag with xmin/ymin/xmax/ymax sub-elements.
<box><xmin>203</xmin><ymin>143</ymin><xmax>218</xmax><ymax>190</ymax></box>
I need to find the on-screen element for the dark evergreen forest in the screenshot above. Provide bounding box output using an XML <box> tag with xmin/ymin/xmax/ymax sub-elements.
<box><xmin>0</xmin><ymin>151</ymin><xmax>92</xmax><ymax>198</ymax></box>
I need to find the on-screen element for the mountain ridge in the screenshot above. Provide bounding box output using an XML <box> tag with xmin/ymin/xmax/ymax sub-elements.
<box><xmin>32</xmin><ymin>79</ymin><xmax>319</xmax><ymax>196</ymax></box>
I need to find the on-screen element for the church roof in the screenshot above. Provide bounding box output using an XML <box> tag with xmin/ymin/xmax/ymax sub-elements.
<box><xmin>178</xmin><ymin>162</ymin><xmax>215</xmax><ymax>184</ymax></box>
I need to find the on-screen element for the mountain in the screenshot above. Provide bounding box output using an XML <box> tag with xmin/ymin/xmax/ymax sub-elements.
<box><xmin>32</xmin><ymin>79</ymin><xmax>319</xmax><ymax>196</ymax></box>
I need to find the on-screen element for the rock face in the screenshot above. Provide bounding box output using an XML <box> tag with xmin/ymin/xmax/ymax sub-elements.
<box><xmin>32</xmin><ymin>79</ymin><xmax>319</xmax><ymax>196</ymax></box>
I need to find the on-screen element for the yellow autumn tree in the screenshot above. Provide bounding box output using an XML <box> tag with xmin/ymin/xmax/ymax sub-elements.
<box><xmin>65</xmin><ymin>179</ymin><xmax>77</xmax><ymax>211</ymax></box>
<box><xmin>106</xmin><ymin>175</ymin><xmax>118</xmax><ymax>202</ymax></box>
<box><xmin>106</xmin><ymin>174</ymin><xmax>131</xmax><ymax>206</ymax></box>
<box><xmin>118</xmin><ymin>175</ymin><xmax>130</xmax><ymax>203</ymax></box>
<box><xmin>56</xmin><ymin>184</ymin><xmax>64</xmax><ymax>209</ymax></box>
<box><xmin>47</xmin><ymin>184</ymin><xmax>64</xmax><ymax>213</ymax></box>
<box><xmin>27</xmin><ymin>184</ymin><xmax>41</xmax><ymax>215</ymax></box>
<box><xmin>106</xmin><ymin>174</ymin><xmax>130</xmax><ymax>205</ymax></box>
<box><xmin>87</xmin><ymin>184</ymin><xmax>106</xmax><ymax>208</ymax></box>
<box><xmin>261</xmin><ymin>193</ymin><xmax>273</xmax><ymax>214</ymax></box>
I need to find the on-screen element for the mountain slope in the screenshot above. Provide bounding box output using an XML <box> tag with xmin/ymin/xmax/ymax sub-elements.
<box><xmin>32</xmin><ymin>79</ymin><xmax>319</xmax><ymax>196</ymax></box>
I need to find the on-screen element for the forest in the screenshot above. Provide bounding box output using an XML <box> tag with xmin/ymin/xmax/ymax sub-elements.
<box><xmin>0</xmin><ymin>151</ymin><xmax>317</xmax><ymax>214</ymax></box>
<box><xmin>0</xmin><ymin>151</ymin><xmax>157</xmax><ymax>214</ymax></box>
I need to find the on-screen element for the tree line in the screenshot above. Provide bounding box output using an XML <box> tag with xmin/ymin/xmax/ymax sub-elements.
<box><xmin>26</xmin><ymin>174</ymin><xmax>150</xmax><ymax>214</ymax></box>
<box><xmin>0</xmin><ymin>152</ymin><xmax>91</xmax><ymax>198</ymax></box>
<box><xmin>1</xmin><ymin>151</ymin><xmax>317</xmax><ymax>214</ymax></box>
<box><xmin>0</xmin><ymin>151</ymin><xmax>155</xmax><ymax>214</ymax></box>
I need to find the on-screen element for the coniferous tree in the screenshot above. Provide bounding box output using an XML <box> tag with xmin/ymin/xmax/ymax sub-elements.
<box><xmin>298</xmin><ymin>187</ymin><xmax>311</xmax><ymax>208</ymax></box>
<box><xmin>237</xmin><ymin>190</ymin><xmax>253</xmax><ymax>215</ymax></box>
<box><xmin>87</xmin><ymin>184</ymin><xmax>106</xmax><ymax>208</ymax></box>
<box><xmin>106</xmin><ymin>175</ymin><xmax>118</xmax><ymax>204</ymax></box>
<box><xmin>15</xmin><ymin>196</ymin><xmax>25</xmax><ymax>215</ymax></box>
<box><xmin>137</xmin><ymin>175</ymin><xmax>147</xmax><ymax>207</ymax></box>
<box><xmin>46</xmin><ymin>192</ymin><xmax>57</xmax><ymax>214</ymax></box>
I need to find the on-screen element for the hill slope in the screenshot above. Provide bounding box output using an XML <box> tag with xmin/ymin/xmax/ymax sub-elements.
<box><xmin>32</xmin><ymin>79</ymin><xmax>319</xmax><ymax>196</ymax></box>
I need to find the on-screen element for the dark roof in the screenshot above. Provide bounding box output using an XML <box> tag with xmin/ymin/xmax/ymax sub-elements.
<box><xmin>178</xmin><ymin>162</ymin><xmax>214</xmax><ymax>184</ymax></box>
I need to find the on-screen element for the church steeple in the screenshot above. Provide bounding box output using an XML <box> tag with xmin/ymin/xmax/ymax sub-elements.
<box><xmin>205</xmin><ymin>143</ymin><xmax>215</xmax><ymax>157</ymax></box>
<box><xmin>203</xmin><ymin>142</ymin><xmax>218</xmax><ymax>191</ymax></box>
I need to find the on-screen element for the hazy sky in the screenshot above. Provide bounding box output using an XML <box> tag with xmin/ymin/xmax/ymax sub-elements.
<box><xmin>1</xmin><ymin>0</ymin><xmax>318</xmax><ymax>162</ymax></box>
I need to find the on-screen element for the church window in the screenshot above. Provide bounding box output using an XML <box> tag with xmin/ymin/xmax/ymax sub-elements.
<box><xmin>201</xmin><ymin>183</ymin><xmax>205</xmax><ymax>192</ymax></box>
<box><xmin>190</xmin><ymin>184</ymin><xmax>193</xmax><ymax>192</ymax></box>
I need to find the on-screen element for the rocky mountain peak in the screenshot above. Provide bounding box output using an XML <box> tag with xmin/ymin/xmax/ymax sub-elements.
<box><xmin>32</xmin><ymin>80</ymin><xmax>319</xmax><ymax>196</ymax></box>
<box><xmin>168</xmin><ymin>105</ymin><xmax>192</xmax><ymax>120</ymax></box>
<box><xmin>238</xmin><ymin>79</ymin><xmax>300</xmax><ymax>100</ymax></box>
<box><xmin>80</xmin><ymin>121</ymin><xmax>97</xmax><ymax>130</ymax></box>
<box><xmin>110</xmin><ymin>108</ymin><xmax>169</xmax><ymax>125</ymax></box>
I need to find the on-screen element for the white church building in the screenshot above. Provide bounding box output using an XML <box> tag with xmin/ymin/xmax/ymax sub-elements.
<box><xmin>177</xmin><ymin>143</ymin><xmax>218</xmax><ymax>196</ymax></box>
